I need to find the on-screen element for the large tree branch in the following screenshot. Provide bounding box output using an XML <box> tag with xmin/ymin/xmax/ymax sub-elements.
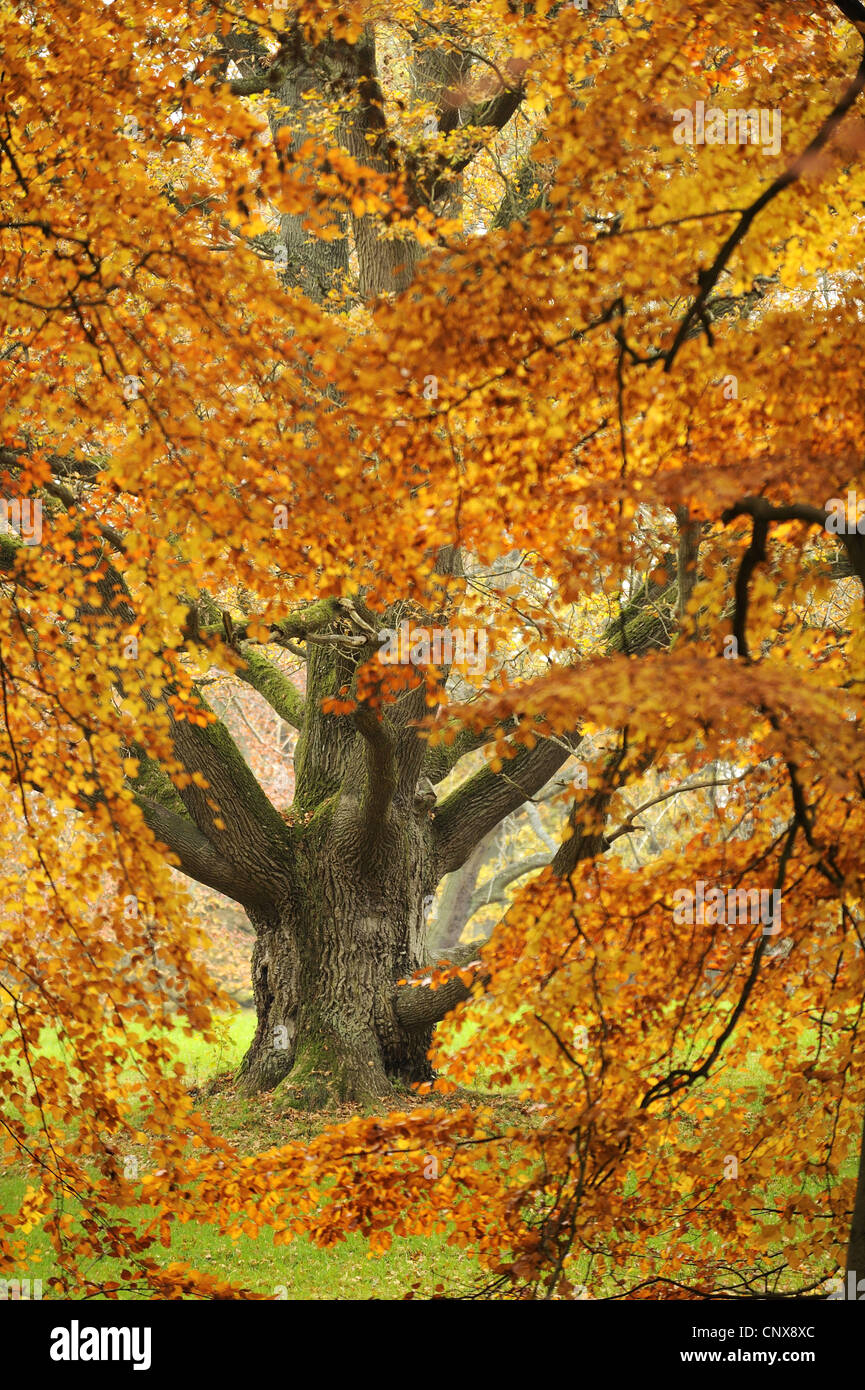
<box><xmin>432</xmin><ymin>733</ymin><xmax>578</xmax><ymax>876</ymax></box>
<box><xmin>422</xmin><ymin>714</ymin><xmax>519</xmax><ymax>784</ymax></box>
<box><xmin>232</xmin><ymin>648</ymin><xmax>305</xmax><ymax>731</ymax></box>
<box><xmin>551</xmin><ymin>787</ymin><xmax>613</xmax><ymax>878</ymax></box>
<box><xmin>134</xmin><ymin>795</ymin><xmax>259</xmax><ymax>905</ymax></box>
<box><xmin>162</xmin><ymin>688</ymin><xmax>294</xmax><ymax>875</ymax></box>
<box><xmin>601</xmin><ymin>551</ymin><xmax>679</xmax><ymax>655</ymax></box>
<box><xmin>196</xmin><ymin>596</ymin><xmax>342</xmax><ymax>649</ymax></box>
<box><xmin>44</xmin><ymin>536</ymin><xmax>297</xmax><ymax>882</ymax></box>
<box><xmin>221</xmin><ymin>24</ymin><xmax>300</xmax><ymax>96</ymax></box>
<box><xmin>551</xmin><ymin>740</ymin><xmax>657</xmax><ymax>878</ymax></box>
<box><xmin>395</xmin><ymin>940</ymin><xmax>489</xmax><ymax>1031</ymax></box>
<box><xmin>467</xmin><ymin>852</ymin><xmax>551</xmax><ymax>917</ymax></box>
<box><xmin>123</xmin><ymin>742</ymin><xmax>188</xmax><ymax>816</ymax></box>
<box><xmin>50</xmin><ymin>549</ymin><xmax>295</xmax><ymax>885</ymax></box>
<box><xmin>444</xmin><ymin>80</ymin><xmax>526</xmax><ymax>178</ymax></box>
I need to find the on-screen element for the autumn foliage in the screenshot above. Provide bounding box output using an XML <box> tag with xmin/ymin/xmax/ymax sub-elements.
<box><xmin>3</xmin><ymin>0</ymin><xmax>865</xmax><ymax>1299</ymax></box>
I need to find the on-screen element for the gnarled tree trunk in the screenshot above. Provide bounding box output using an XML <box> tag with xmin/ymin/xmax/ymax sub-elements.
<box><xmin>236</xmin><ymin>794</ymin><xmax>438</xmax><ymax>1105</ymax></box>
<box><xmin>130</xmin><ymin>586</ymin><xmax>585</xmax><ymax>1105</ymax></box>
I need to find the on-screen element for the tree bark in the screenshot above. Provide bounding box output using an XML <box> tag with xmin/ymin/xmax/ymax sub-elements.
<box><xmin>234</xmin><ymin>772</ymin><xmax>439</xmax><ymax>1105</ymax></box>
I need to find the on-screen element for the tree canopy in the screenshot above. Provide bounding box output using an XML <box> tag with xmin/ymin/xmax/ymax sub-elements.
<box><xmin>3</xmin><ymin>0</ymin><xmax>865</xmax><ymax>1299</ymax></box>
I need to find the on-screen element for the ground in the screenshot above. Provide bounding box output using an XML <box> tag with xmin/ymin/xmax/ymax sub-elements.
<box><xmin>0</xmin><ymin>1010</ymin><xmax>522</xmax><ymax>1300</ymax></box>
<box><xmin>0</xmin><ymin>1009</ymin><xmax>846</xmax><ymax>1300</ymax></box>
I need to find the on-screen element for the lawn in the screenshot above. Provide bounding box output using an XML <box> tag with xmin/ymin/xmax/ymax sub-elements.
<box><xmin>0</xmin><ymin>1012</ymin><xmax>851</xmax><ymax>1300</ymax></box>
<box><xmin>0</xmin><ymin>1008</ymin><xmax>490</xmax><ymax>1300</ymax></box>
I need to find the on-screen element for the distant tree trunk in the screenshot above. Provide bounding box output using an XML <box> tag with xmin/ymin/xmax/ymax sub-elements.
<box><xmin>219</xmin><ymin>620</ymin><xmax>574</xmax><ymax>1102</ymax></box>
<box><xmin>428</xmin><ymin>830</ymin><xmax>497</xmax><ymax>957</ymax></box>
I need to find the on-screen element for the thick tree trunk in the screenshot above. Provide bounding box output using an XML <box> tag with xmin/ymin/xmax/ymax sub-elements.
<box><xmin>236</xmin><ymin>809</ymin><xmax>436</xmax><ymax>1106</ymax></box>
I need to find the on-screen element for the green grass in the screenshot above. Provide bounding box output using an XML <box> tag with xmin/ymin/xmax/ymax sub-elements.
<box><xmin>0</xmin><ymin>1171</ymin><xmax>468</xmax><ymax>1300</ymax></box>
<box><xmin>168</xmin><ymin>1009</ymin><xmax>257</xmax><ymax>1085</ymax></box>
<box><xmin>0</xmin><ymin>1009</ymin><xmax>491</xmax><ymax>1300</ymax></box>
<box><xmin>1</xmin><ymin>1014</ymin><xmax>855</xmax><ymax>1300</ymax></box>
<box><xmin>2</xmin><ymin>1007</ymin><xmax>256</xmax><ymax>1089</ymax></box>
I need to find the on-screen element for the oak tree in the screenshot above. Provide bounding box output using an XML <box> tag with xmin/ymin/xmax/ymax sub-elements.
<box><xmin>4</xmin><ymin>0</ymin><xmax>865</xmax><ymax>1299</ymax></box>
